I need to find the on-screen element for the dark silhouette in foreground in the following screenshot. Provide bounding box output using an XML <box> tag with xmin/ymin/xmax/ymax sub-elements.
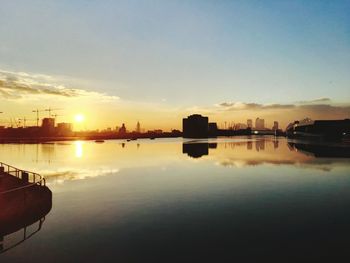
<box><xmin>0</xmin><ymin>165</ymin><xmax>52</xmax><ymax>254</ymax></box>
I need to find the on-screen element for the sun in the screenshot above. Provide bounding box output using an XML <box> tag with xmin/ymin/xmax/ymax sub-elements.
<box><xmin>74</xmin><ymin>114</ymin><xmax>85</xmax><ymax>123</ymax></box>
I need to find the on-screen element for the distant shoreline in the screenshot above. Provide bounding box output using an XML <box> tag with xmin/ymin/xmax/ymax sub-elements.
<box><xmin>0</xmin><ymin>134</ymin><xmax>182</xmax><ymax>144</ymax></box>
<box><xmin>0</xmin><ymin>133</ymin><xmax>290</xmax><ymax>144</ymax></box>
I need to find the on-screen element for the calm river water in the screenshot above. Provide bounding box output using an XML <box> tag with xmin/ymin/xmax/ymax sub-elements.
<box><xmin>0</xmin><ymin>137</ymin><xmax>350</xmax><ymax>262</ymax></box>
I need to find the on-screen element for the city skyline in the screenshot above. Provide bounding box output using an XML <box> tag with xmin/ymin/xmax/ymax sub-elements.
<box><xmin>1</xmin><ymin>2</ymin><xmax>350</xmax><ymax>261</ymax></box>
<box><xmin>0</xmin><ymin>1</ymin><xmax>349</xmax><ymax>130</ymax></box>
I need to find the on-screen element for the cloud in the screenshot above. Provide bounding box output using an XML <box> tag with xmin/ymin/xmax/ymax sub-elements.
<box><xmin>217</xmin><ymin>102</ymin><xmax>295</xmax><ymax>111</ymax></box>
<box><xmin>296</xmin><ymin>97</ymin><xmax>332</xmax><ymax>104</ymax></box>
<box><xmin>298</xmin><ymin>103</ymin><xmax>350</xmax><ymax>116</ymax></box>
<box><xmin>216</xmin><ymin>100</ymin><xmax>350</xmax><ymax>117</ymax></box>
<box><xmin>0</xmin><ymin>69</ymin><xmax>119</xmax><ymax>101</ymax></box>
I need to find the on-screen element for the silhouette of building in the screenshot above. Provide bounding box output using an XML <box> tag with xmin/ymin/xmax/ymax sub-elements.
<box><xmin>235</xmin><ymin>123</ymin><xmax>247</xmax><ymax>130</ymax></box>
<box><xmin>119</xmin><ymin>123</ymin><xmax>126</xmax><ymax>134</ymax></box>
<box><xmin>247</xmin><ymin>119</ymin><xmax>253</xmax><ymax>128</ymax></box>
<box><xmin>136</xmin><ymin>121</ymin><xmax>141</xmax><ymax>133</ymax></box>
<box><xmin>41</xmin><ymin>118</ymin><xmax>55</xmax><ymax>135</ymax></box>
<box><xmin>272</xmin><ymin>121</ymin><xmax>279</xmax><ymax>131</ymax></box>
<box><xmin>255</xmin><ymin>118</ymin><xmax>265</xmax><ymax>130</ymax></box>
<box><xmin>183</xmin><ymin>114</ymin><xmax>209</xmax><ymax>138</ymax></box>
<box><xmin>56</xmin><ymin>122</ymin><xmax>73</xmax><ymax>136</ymax></box>
<box><xmin>208</xmin><ymin>122</ymin><xmax>218</xmax><ymax>136</ymax></box>
<box><xmin>147</xmin><ymin>129</ymin><xmax>163</xmax><ymax>134</ymax></box>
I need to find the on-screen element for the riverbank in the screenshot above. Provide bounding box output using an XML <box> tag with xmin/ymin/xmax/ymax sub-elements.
<box><xmin>0</xmin><ymin>133</ymin><xmax>182</xmax><ymax>144</ymax></box>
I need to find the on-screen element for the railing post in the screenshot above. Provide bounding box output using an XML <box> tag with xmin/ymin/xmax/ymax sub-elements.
<box><xmin>21</xmin><ymin>171</ymin><xmax>29</xmax><ymax>183</ymax></box>
<box><xmin>0</xmin><ymin>166</ymin><xmax>4</xmax><ymax>179</ymax></box>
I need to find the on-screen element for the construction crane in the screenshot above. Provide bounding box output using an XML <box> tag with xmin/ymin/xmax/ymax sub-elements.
<box><xmin>45</xmin><ymin>107</ymin><xmax>63</xmax><ymax>118</ymax></box>
<box><xmin>32</xmin><ymin>109</ymin><xmax>45</xmax><ymax>127</ymax></box>
<box><xmin>52</xmin><ymin>113</ymin><xmax>64</xmax><ymax>122</ymax></box>
<box><xmin>17</xmin><ymin>117</ymin><xmax>35</xmax><ymax>128</ymax></box>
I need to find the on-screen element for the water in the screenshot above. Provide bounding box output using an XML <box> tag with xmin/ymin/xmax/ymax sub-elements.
<box><xmin>0</xmin><ymin>137</ymin><xmax>350</xmax><ymax>262</ymax></box>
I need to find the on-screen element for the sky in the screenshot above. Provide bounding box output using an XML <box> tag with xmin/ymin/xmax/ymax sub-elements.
<box><xmin>0</xmin><ymin>0</ymin><xmax>349</xmax><ymax>130</ymax></box>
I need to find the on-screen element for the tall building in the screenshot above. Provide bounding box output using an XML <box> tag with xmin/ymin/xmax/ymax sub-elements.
<box><xmin>208</xmin><ymin>122</ymin><xmax>218</xmax><ymax>135</ymax></box>
<box><xmin>41</xmin><ymin>118</ymin><xmax>55</xmax><ymax>135</ymax></box>
<box><xmin>272</xmin><ymin>121</ymin><xmax>279</xmax><ymax>131</ymax></box>
<box><xmin>119</xmin><ymin>123</ymin><xmax>126</xmax><ymax>134</ymax></box>
<box><xmin>235</xmin><ymin>123</ymin><xmax>247</xmax><ymax>130</ymax></box>
<box><xmin>136</xmin><ymin>121</ymin><xmax>141</xmax><ymax>133</ymax></box>
<box><xmin>247</xmin><ymin>119</ymin><xmax>253</xmax><ymax>128</ymax></box>
<box><xmin>56</xmin><ymin>122</ymin><xmax>73</xmax><ymax>136</ymax></box>
<box><xmin>255</xmin><ymin>118</ymin><xmax>265</xmax><ymax>130</ymax></box>
<box><xmin>183</xmin><ymin>114</ymin><xmax>209</xmax><ymax>138</ymax></box>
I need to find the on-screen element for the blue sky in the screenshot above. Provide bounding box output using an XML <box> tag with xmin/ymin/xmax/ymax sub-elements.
<box><xmin>0</xmin><ymin>0</ymin><xmax>349</xmax><ymax>129</ymax></box>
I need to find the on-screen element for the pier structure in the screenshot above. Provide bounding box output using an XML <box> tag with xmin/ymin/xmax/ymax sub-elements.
<box><xmin>0</xmin><ymin>162</ymin><xmax>51</xmax><ymax>254</ymax></box>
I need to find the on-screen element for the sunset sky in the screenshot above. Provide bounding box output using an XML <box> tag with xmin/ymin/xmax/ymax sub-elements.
<box><xmin>0</xmin><ymin>0</ymin><xmax>349</xmax><ymax>130</ymax></box>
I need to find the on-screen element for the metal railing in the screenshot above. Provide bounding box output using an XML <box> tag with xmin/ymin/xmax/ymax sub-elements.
<box><xmin>0</xmin><ymin>162</ymin><xmax>46</xmax><ymax>194</ymax></box>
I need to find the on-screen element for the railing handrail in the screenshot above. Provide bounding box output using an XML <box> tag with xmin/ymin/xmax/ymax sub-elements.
<box><xmin>0</xmin><ymin>161</ymin><xmax>41</xmax><ymax>177</ymax></box>
<box><xmin>0</xmin><ymin>162</ymin><xmax>46</xmax><ymax>195</ymax></box>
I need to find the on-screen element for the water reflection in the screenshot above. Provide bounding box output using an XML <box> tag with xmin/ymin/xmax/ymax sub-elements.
<box><xmin>40</xmin><ymin>143</ymin><xmax>56</xmax><ymax>164</ymax></box>
<box><xmin>288</xmin><ymin>142</ymin><xmax>350</xmax><ymax>158</ymax></box>
<box><xmin>182</xmin><ymin>138</ymin><xmax>350</xmax><ymax>171</ymax></box>
<box><xmin>0</xmin><ymin>138</ymin><xmax>349</xmax><ymax>186</ymax></box>
<box><xmin>44</xmin><ymin>168</ymin><xmax>120</xmax><ymax>184</ymax></box>
<box><xmin>0</xmin><ymin>138</ymin><xmax>350</xmax><ymax>262</ymax></box>
<box><xmin>74</xmin><ymin>141</ymin><xmax>83</xmax><ymax>158</ymax></box>
<box><xmin>182</xmin><ymin>142</ymin><xmax>218</xmax><ymax>158</ymax></box>
<box><xmin>255</xmin><ymin>139</ymin><xmax>265</xmax><ymax>151</ymax></box>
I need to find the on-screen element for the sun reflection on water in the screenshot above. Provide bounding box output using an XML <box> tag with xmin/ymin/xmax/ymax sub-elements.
<box><xmin>74</xmin><ymin>141</ymin><xmax>84</xmax><ymax>158</ymax></box>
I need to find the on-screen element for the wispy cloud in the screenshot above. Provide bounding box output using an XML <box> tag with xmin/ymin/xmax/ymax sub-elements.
<box><xmin>216</xmin><ymin>100</ymin><xmax>349</xmax><ymax>116</ymax></box>
<box><xmin>212</xmin><ymin>100</ymin><xmax>350</xmax><ymax>124</ymax></box>
<box><xmin>296</xmin><ymin>97</ymin><xmax>332</xmax><ymax>104</ymax></box>
<box><xmin>0</xmin><ymin>69</ymin><xmax>119</xmax><ymax>101</ymax></box>
<box><xmin>216</xmin><ymin>102</ymin><xmax>295</xmax><ymax>111</ymax></box>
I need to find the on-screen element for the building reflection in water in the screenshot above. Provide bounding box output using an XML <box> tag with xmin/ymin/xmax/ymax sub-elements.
<box><xmin>1</xmin><ymin>138</ymin><xmax>348</xmax><ymax>188</ymax></box>
<box><xmin>183</xmin><ymin>139</ymin><xmax>273</xmax><ymax>159</ymax></box>
<box><xmin>288</xmin><ymin>142</ymin><xmax>350</xmax><ymax>158</ymax></box>
<box><xmin>40</xmin><ymin>143</ymin><xmax>55</xmax><ymax>164</ymax></box>
<box><xmin>255</xmin><ymin>140</ymin><xmax>265</xmax><ymax>151</ymax></box>
<box><xmin>182</xmin><ymin>138</ymin><xmax>350</xmax><ymax>170</ymax></box>
<box><xmin>0</xmin><ymin>180</ymin><xmax>52</xmax><ymax>253</ymax></box>
<box><xmin>247</xmin><ymin>141</ymin><xmax>253</xmax><ymax>150</ymax></box>
<box><xmin>182</xmin><ymin>143</ymin><xmax>217</xmax><ymax>158</ymax></box>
